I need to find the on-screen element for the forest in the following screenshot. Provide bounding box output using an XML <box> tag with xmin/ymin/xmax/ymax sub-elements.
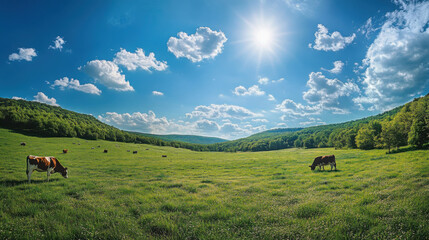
<box><xmin>0</xmin><ymin>94</ymin><xmax>428</xmax><ymax>153</ymax></box>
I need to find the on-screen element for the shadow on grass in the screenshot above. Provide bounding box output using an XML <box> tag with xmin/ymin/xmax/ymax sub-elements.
<box><xmin>311</xmin><ymin>169</ymin><xmax>342</xmax><ymax>173</ymax></box>
<box><xmin>0</xmin><ymin>179</ymin><xmax>59</xmax><ymax>186</ymax></box>
<box><xmin>8</xmin><ymin>128</ymin><xmax>68</xmax><ymax>139</ymax></box>
<box><xmin>386</xmin><ymin>145</ymin><xmax>428</xmax><ymax>154</ymax></box>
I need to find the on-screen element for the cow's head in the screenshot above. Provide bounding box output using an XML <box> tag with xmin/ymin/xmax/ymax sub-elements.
<box><xmin>309</xmin><ymin>165</ymin><xmax>316</xmax><ymax>170</ymax></box>
<box><xmin>61</xmin><ymin>168</ymin><xmax>68</xmax><ymax>178</ymax></box>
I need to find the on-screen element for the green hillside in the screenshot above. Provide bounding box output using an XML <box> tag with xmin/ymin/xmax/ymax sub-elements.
<box><xmin>130</xmin><ymin>132</ymin><xmax>227</xmax><ymax>145</ymax></box>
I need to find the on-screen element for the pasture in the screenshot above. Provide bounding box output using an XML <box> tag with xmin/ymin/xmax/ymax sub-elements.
<box><xmin>0</xmin><ymin>128</ymin><xmax>428</xmax><ymax>239</ymax></box>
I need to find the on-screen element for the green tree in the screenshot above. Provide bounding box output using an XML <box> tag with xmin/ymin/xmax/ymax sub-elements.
<box><xmin>356</xmin><ymin>126</ymin><xmax>375</xmax><ymax>150</ymax></box>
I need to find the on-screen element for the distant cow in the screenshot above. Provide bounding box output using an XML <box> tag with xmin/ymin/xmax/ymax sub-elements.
<box><xmin>127</xmin><ymin>150</ymin><xmax>130</xmax><ymax>152</ymax></box>
<box><xmin>63</xmin><ymin>149</ymin><xmax>68</xmax><ymax>154</ymax></box>
<box><xmin>309</xmin><ymin>155</ymin><xmax>336</xmax><ymax>171</ymax></box>
<box><xmin>133</xmin><ymin>151</ymin><xmax>137</xmax><ymax>154</ymax></box>
<box><xmin>20</xmin><ymin>142</ymin><xmax>26</xmax><ymax>146</ymax></box>
<box><xmin>26</xmin><ymin>155</ymin><xmax>68</xmax><ymax>183</ymax></box>
<box><xmin>104</xmin><ymin>150</ymin><xmax>108</xmax><ymax>153</ymax></box>
<box><xmin>162</xmin><ymin>155</ymin><xmax>167</xmax><ymax>157</ymax></box>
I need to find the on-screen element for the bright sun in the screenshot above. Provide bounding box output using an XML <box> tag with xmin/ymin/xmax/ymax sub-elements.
<box><xmin>238</xmin><ymin>13</ymin><xmax>287</xmax><ymax>66</ymax></box>
<box><xmin>254</xmin><ymin>27</ymin><xmax>274</xmax><ymax>48</ymax></box>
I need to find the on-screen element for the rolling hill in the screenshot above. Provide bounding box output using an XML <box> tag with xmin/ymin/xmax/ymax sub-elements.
<box><xmin>129</xmin><ymin>132</ymin><xmax>227</xmax><ymax>145</ymax></box>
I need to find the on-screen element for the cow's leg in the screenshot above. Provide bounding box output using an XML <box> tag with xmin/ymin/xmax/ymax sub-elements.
<box><xmin>47</xmin><ymin>168</ymin><xmax>51</xmax><ymax>182</ymax></box>
<box><xmin>27</xmin><ymin>170</ymin><xmax>32</xmax><ymax>183</ymax></box>
<box><xmin>27</xmin><ymin>166</ymin><xmax>34</xmax><ymax>183</ymax></box>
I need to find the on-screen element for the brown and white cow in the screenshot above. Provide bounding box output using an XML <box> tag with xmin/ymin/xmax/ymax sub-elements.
<box><xmin>309</xmin><ymin>155</ymin><xmax>336</xmax><ymax>171</ymax></box>
<box><xmin>26</xmin><ymin>155</ymin><xmax>68</xmax><ymax>183</ymax></box>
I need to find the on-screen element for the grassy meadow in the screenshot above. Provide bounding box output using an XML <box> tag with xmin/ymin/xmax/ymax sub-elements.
<box><xmin>0</xmin><ymin>127</ymin><xmax>428</xmax><ymax>239</ymax></box>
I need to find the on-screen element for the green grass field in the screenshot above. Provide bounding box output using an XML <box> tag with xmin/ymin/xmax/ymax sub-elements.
<box><xmin>0</xmin><ymin>128</ymin><xmax>428</xmax><ymax>239</ymax></box>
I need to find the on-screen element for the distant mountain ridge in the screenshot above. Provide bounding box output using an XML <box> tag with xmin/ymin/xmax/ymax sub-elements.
<box><xmin>129</xmin><ymin>132</ymin><xmax>227</xmax><ymax>145</ymax></box>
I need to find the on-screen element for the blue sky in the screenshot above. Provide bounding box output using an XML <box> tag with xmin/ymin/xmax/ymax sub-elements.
<box><xmin>1</xmin><ymin>0</ymin><xmax>428</xmax><ymax>139</ymax></box>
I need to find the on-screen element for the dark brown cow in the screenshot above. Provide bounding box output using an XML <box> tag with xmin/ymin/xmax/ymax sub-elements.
<box><xmin>133</xmin><ymin>151</ymin><xmax>138</xmax><ymax>154</ymax></box>
<box><xmin>63</xmin><ymin>149</ymin><xmax>68</xmax><ymax>154</ymax></box>
<box><xmin>104</xmin><ymin>150</ymin><xmax>108</xmax><ymax>153</ymax></box>
<box><xmin>309</xmin><ymin>155</ymin><xmax>336</xmax><ymax>171</ymax></box>
<box><xmin>162</xmin><ymin>155</ymin><xmax>167</xmax><ymax>157</ymax></box>
<box><xmin>20</xmin><ymin>142</ymin><xmax>26</xmax><ymax>146</ymax></box>
<box><xmin>26</xmin><ymin>155</ymin><xmax>68</xmax><ymax>183</ymax></box>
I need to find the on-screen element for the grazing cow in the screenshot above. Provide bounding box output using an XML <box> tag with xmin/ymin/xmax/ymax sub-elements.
<box><xmin>309</xmin><ymin>155</ymin><xmax>336</xmax><ymax>171</ymax></box>
<box><xmin>20</xmin><ymin>142</ymin><xmax>26</xmax><ymax>146</ymax></box>
<box><xmin>26</xmin><ymin>155</ymin><xmax>68</xmax><ymax>183</ymax></box>
<box><xmin>133</xmin><ymin>151</ymin><xmax>137</xmax><ymax>154</ymax></box>
<box><xmin>91</xmin><ymin>147</ymin><xmax>95</xmax><ymax>149</ymax></box>
<box><xmin>104</xmin><ymin>149</ymin><xmax>108</xmax><ymax>153</ymax></box>
<box><xmin>127</xmin><ymin>150</ymin><xmax>130</xmax><ymax>152</ymax></box>
<box><xmin>162</xmin><ymin>155</ymin><xmax>167</xmax><ymax>158</ymax></box>
<box><xmin>63</xmin><ymin>149</ymin><xmax>68</xmax><ymax>154</ymax></box>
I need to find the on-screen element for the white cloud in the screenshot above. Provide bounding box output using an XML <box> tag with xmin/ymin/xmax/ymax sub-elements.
<box><xmin>268</xmin><ymin>94</ymin><xmax>276</xmax><ymax>101</ymax></box>
<box><xmin>98</xmin><ymin>111</ymin><xmax>175</xmax><ymax>134</ymax></box>
<box><xmin>258</xmin><ymin>77</ymin><xmax>269</xmax><ymax>85</ymax></box>
<box><xmin>277</xmin><ymin>72</ymin><xmax>359</xmax><ymax>118</ymax></box>
<box><xmin>12</xmin><ymin>96</ymin><xmax>26</xmax><ymax>100</ymax></box>
<box><xmin>113</xmin><ymin>48</ymin><xmax>167</xmax><ymax>72</ymax></box>
<box><xmin>195</xmin><ymin>119</ymin><xmax>220</xmax><ymax>132</ymax></box>
<box><xmin>309</xmin><ymin>24</ymin><xmax>356</xmax><ymax>51</ymax></box>
<box><xmin>258</xmin><ymin>77</ymin><xmax>284</xmax><ymax>85</ymax></box>
<box><xmin>277</xmin><ymin>123</ymin><xmax>288</xmax><ymax>128</ymax></box>
<box><xmin>167</xmin><ymin>27</ymin><xmax>227</xmax><ymax>62</ymax></box>
<box><xmin>276</xmin><ymin>99</ymin><xmax>321</xmax><ymax>117</ymax></box>
<box><xmin>355</xmin><ymin>0</ymin><xmax>429</xmax><ymax>111</ymax></box>
<box><xmin>49</xmin><ymin>36</ymin><xmax>66</xmax><ymax>51</ymax></box>
<box><xmin>252</xmin><ymin>118</ymin><xmax>269</xmax><ymax>123</ymax></box>
<box><xmin>152</xmin><ymin>91</ymin><xmax>164</xmax><ymax>96</ymax></box>
<box><xmin>51</xmin><ymin>77</ymin><xmax>101</xmax><ymax>95</ymax></box>
<box><xmin>299</xmin><ymin>117</ymin><xmax>326</xmax><ymax>126</ymax></box>
<box><xmin>283</xmin><ymin>0</ymin><xmax>318</xmax><ymax>14</ymax></box>
<box><xmin>219</xmin><ymin>122</ymin><xmax>245</xmax><ymax>135</ymax></box>
<box><xmin>234</xmin><ymin>85</ymin><xmax>265</xmax><ymax>96</ymax></box>
<box><xmin>358</xmin><ymin>17</ymin><xmax>380</xmax><ymax>38</ymax></box>
<box><xmin>81</xmin><ymin>60</ymin><xmax>134</xmax><ymax>91</ymax></box>
<box><xmin>303</xmin><ymin>72</ymin><xmax>359</xmax><ymax>107</ymax></box>
<box><xmin>322</xmin><ymin>60</ymin><xmax>344</xmax><ymax>74</ymax></box>
<box><xmin>8</xmin><ymin>48</ymin><xmax>37</xmax><ymax>61</ymax></box>
<box><xmin>33</xmin><ymin>92</ymin><xmax>59</xmax><ymax>106</ymax></box>
<box><xmin>186</xmin><ymin>104</ymin><xmax>262</xmax><ymax>119</ymax></box>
